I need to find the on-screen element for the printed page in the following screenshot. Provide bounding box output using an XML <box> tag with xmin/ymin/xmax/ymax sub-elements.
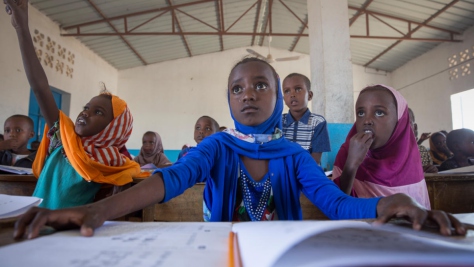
<box><xmin>0</xmin><ymin>221</ymin><xmax>232</xmax><ymax>267</ymax></box>
<box><xmin>0</xmin><ymin>194</ymin><xmax>42</xmax><ymax>219</ymax></box>
<box><xmin>233</xmin><ymin>219</ymin><xmax>474</xmax><ymax>267</ymax></box>
<box><xmin>438</xmin><ymin>165</ymin><xmax>474</xmax><ymax>174</ymax></box>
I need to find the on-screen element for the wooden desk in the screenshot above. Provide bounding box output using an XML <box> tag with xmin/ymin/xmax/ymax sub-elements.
<box><xmin>133</xmin><ymin>178</ymin><xmax>328</xmax><ymax>222</ymax></box>
<box><xmin>0</xmin><ymin>175</ymin><xmax>37</xmax><ymax>196</ymax></box>
<box><xmin>425</xmin><ymin>173</ymin><xmax>474</xmax><ymax>213</ymax></box>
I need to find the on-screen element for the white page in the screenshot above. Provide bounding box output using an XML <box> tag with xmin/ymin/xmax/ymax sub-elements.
<box><xmin>438</xmin><ymin>165</ymin><xmax>474</xmax><ymax>174</ymax></box>
<box><xmin>0</xmin><ymin>194</ymin><xmax>42</xmax><ymax>219</ymax></box>
<box><xmin>234</xmin><ymin>219</ymin><xmax>474</xmax><ymax>267</ymax></box>
<box><xmin>0</xmin><ymin>221</ymin><xmax>232</xmax><ymax>267</ymax></box>
<box><xmin>0</xmin><ymin>164</ymin><xmax>33</xmax><ymax>174</ymax></box>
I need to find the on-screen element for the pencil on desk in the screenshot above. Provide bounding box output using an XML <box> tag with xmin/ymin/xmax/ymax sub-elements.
<box><xmin>228</xmin><ymin>231</ymin><xmax>242</xmax><ymax>267</ymax></box>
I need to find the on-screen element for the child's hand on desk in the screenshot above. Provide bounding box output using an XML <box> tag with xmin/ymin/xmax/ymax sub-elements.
<box><xmin>375</xmin><ymin>193</ymin><xmax>473</xmax><ymax>236</ymax></box>
<box><xmin>13</xmin><ymin>205</ymin><xmax>105</xmax><ymax>240</ymax></box>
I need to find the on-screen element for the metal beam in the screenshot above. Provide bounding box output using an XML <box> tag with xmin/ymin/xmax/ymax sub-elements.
<box><xmin>349</xmin><ymin>0</ymin><xmax>374</xmax><ymax>26</ymax></box>
<box><xmin>364</xmin><ymin>0</ymin><xmax>460</xmax><ymax>67</ymax></box>
<box><xmin>217</xmin><ymin>0</ymin><xmax>224</xmax><ymax>51</ymax></box>
<box><xmin>86</xmin><ymin>0</ymin><xmax>147</xmax><ymax>65</ymax></box>
<box><xmin>168</xmin><ymin>0</ymin><xmax>192</xmax><ymax>57</ymax></box>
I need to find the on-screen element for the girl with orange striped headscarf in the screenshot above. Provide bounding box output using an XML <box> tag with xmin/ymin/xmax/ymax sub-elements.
<box><xmin>32</xmin><ymin>92</ymin><xmax>140</xmax><ymax>209</ymax></box>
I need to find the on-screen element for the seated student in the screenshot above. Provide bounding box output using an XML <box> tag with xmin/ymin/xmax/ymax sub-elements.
<box><xmin>0</xmin><ymin>134</ymin><xmax>3</xmax><ymax>141</ymax></box>
<box><xmin>408</xmin><ymin>108</ymin><xmax>437</xmax><ymax>173</ymax></box>
<box><xmin>177</xmin><ymin>115</ymin><xmax>219</xmax><ymax>160</ymax></box>
<box><xmin>439</xmin><ymin>129</ymin><xmax>474</xmax><ymax>171</ymax></box>
<box><xmin>332</xmin><ymin>85</ymin><xmax>431</xmax><ymax>209</ymax></box>
<box><xmin>11</xmin><ymin>56</ymin><xmax>468</xmax><ymax>239</ymax></box>
<box><xmin>218</xmin><ymin>126</ymin><xmax>227</xmax><ymax>132</ymax></box>
<box><xmin>281</xmin><ymin>73</ymin><xmax>330</xmax><ymax>165</ymax></box>
<box><xmin>30</xmin><ymin>140</ymin><xmax>40</xmax><ymax>151</ymax></box>
<box><xmin>429</xmin><ymin>131</ymin><xmax>453</xmax><ymax>165</ymax></box>
<box><xmin>6</xmin><ymin>3</ymin><xmax>140</xmax><ymax>210</ymax></box>
<box><xmin>134</xmin><ymin>131</ymin><xmax>172</xmax><ymax>168</ymax></box>
<box><xmin>0</xmin><ymin>115</ymin><xmax>36</xmax><ymax>168</ymax></box>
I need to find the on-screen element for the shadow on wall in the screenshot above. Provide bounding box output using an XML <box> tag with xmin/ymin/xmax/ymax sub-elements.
<box><xmin>321</xmin><ymin>123</ymin><xmax>353</xmax><ymax>171</ymax></box>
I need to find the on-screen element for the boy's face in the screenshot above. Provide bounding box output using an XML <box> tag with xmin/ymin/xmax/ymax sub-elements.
<box><xmin>282</xmin><ymin>75</ymin><xmax>313</xmax><ymax>113</ymax></box>
<box><xmin>142</xmin><ymin>133</ymin><xmax>157</xmax><ymax>156</ymax></box>
<box><xmin>228</xmin><ymin>61</ymin><xmax>277</xmax><ymax>126</ymax></box>
<box><xmin>432</xmin><ymin>134</ymin><xmax>449</xmax><ymax>153</ymax></box>
<box><xmin>75</xmin><ymin>95</ymin><xmax>114</xmax><ymax>137</ymax></box>
<box><xmin>194</xmin><ymin>118</ymin><xmax>216</xmax><ymax>144</ymax></box>
<box><xmin>3</xmin><ymin>118</ymin><xmax>35</xmax><ymax>150</ymax></box>
<box><xmin>355</xmin><ymin>89</ymin><xmax>398</xmax><ymax>149</ymax></box>
<box><xmin>460</xmin><ymin>131</ymin><xmax>474</xmax><ymax>157</ymax></box>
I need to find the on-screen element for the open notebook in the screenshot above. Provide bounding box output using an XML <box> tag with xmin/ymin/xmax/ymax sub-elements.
<box><xmin>0</xmin><ymin>214</ymin><xmax>473</xmax><ymax>267</ymax></box>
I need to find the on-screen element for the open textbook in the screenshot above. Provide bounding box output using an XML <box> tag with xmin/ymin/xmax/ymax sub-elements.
<box><xmin>0</xmin><ymin>194</ymin><xmax>42</xmax><ymax>219</ymax></box>
<box><xmin>0</xmin><ymin>215</ymin><xmax>473</xmax><ymax>267</ymax></box>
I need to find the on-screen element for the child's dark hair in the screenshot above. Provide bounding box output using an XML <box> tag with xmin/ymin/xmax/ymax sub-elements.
<box><xmin>285</xmin><ymin>73</ymin><xmax>311</xmax><ymax>91</ymax></box>
<box><xmin>446</xmin><ymin>129</ymin><xmax>473</xmax><ymax>152</ymax></box>
<box><xmin>6</xmin><ymin>115</ymin><xmax>34</xmax><ymax>131</ymax></box>
<box><xmin>229</xmin><ymin>57</ymin><xmax>279</xmax><ymax>90</ymax></box>
<box><xmin>199</xmin><ymin>116</ymin><xmax>219</xmax><ymax>131</ymax></box>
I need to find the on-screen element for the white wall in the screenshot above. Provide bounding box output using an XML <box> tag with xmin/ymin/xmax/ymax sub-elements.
<box><xmin>352</xmin><ymin>64</ymin><xmax>392</xmax><ymax>107</ymax></box>
<box><xmin>0</xmin><ymin>4</ymin><xmax>118</xmax><ymax>130</ymax></box>
<box><xmin>392</xmin><ymin>25</ymin><xmax>474</xmax><ymax>137</ymax></box>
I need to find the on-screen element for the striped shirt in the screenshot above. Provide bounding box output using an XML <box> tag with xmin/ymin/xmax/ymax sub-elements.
<box><xmin>282</xmin><ymin>109</ymin><xmax>331</xmax><ymax>153</ymax></box>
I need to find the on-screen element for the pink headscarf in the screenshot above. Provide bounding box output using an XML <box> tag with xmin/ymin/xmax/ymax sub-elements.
<box><xmin>134</xmin><ymin>132</ymin><xmax>172</xmax><ymax>168</ymax></box>
<box><xmin>333</xmin><ymin>85</ymin><xmax>429</xmax><ymax>208</ymax></box>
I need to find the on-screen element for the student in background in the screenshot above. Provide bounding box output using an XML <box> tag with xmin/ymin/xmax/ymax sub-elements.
<box><xmin>6</xmin><ymin>1</ymin><xmax>140</xmax><ymax>209</ymax></box>
<box><xmin>134</xmin><ymin>131</ymin><xmax>172</xmax><ymax>168</ymax></box>
<box><xmin>30</xmin><ymin>140</ymin><xmax>40</xmax><ymax>151</ymax></box>
<box><xmin>429</xmin><ymin>132</ymin><xmax>453</xmax><ymax>166</ymax></box>
<box><xmin>13</xmin><ymin>57</ymin><xmax>467</xmax><ymax>239</ymax></box>
<box><xmin>439</xmin><ymin>129</ymin><xmax>474</xmax><ymax>171</ymax></box>
<box><xmin>281</xmin><ymin>73</ymin><xmax>330</xmax><ymax>165</ymax></box>
<box><xmin>332</xmin><ymin>85</ymin><xmax>431</xmax><ymax>209</ymax></box>
<box><xmin>0</xmin><ymin>114</ymin><xmax>36</xmax><ymax>168</ymax></box>
<box><xmin>408</xmin><ymin>108</ymin><xmax>437</xmax><ymax>173</ymax></box>
<box><xmin>178</xmin><ymin>115</ymin><xmax>219</xmax><ymax>160</ymax></box>
<box><xmin>219</xmin><ymin>126</ymin><xmax>227</xmax><ymax>132</ymax></box>
<box><xmin>0</xmin><ymin>134</ymin><xmax>4</xmax><ymax>141</ymax></box>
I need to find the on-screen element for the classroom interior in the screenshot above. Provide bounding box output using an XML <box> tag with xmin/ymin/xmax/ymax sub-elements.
<box><xmin>1</xmin><ymin>0</ymin><xmax>474</xmax><ymax>169</ymax></box>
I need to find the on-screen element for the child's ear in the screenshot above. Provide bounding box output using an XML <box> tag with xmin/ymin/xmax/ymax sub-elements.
<box><xmin>29</xmin><ymin>131</ymin><xmax>35</xmax><ymax>139</ymax></box>
<box><xmin>308</xmin><ymin>91</ymin><xmax>314</xmax><ymax>101</ymax></box>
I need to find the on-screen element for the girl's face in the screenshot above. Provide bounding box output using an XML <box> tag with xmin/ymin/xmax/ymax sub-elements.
<box><xmin>142</xmin><ymin>133</ymin><xmax>157</xmax><ymax>156</ymax></box>
<box><xmin>194</xmin><ymin>117</ymin><xmax>216</xmax><ymax>144</ymax></box>
<box><xmin>432</xmin><ymin>133</ymin><xmax>449</xmax><ymax>153</ymax></box>
<box><xmin>75</xmin><ymin>95</ymin><xmax>114</xmax><ymax>137</ymax></box>
<box><xmin>355</xmin><ymin>89</ymin><xmax>398</xmax><ymax>149</ymax></box>
<box><xmin>228</xmin><ymin>61</ymin><xmax>277</xmax><ymax>126</ymax></box>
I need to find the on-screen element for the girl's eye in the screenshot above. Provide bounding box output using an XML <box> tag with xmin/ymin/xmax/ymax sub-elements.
<box><xmin>283</xmin><ymin>89</ymin><xmax>290</xmax><ymax>94</ymax></box>
<box><xmin>231</xmin><ymin>86</ymin><xmax>243</xmax><ymax>94</ymax></box>
<box><xmin>15</xmin><ymin>129</ymin><xmax>22</xmax><ymax>133</ymax></box>
<box><xmin>205</xmin><ymin>127</ymin><xmax>211</xmax><ymax>131</ymax></box>
<box><xmin>357</xmin><ymin>111</ymin><xmax>364</xmax><ymax>117</ymax></box>
<box><xmin>375</xmin><ymin>110</ymin><xmax>385</xmax><ymax>117</ymax></box>
<box><xmin>256</xmin><ymin>82</ymin><xmax>267</xmax><ymax>90</ymax></box>
<box><xmin>4</xmin><ymin>129</ymin><xmax>10</xmax><ymax>133</ymax></box>
<box><xmin>95</xmin><ymin>110</ymin><xmax>103</xmax><ymax>115</ymax></box>
<box><xmin>83</xmin><ymin>106</ymin><xmax>89</xmax><ymax>111</ymax></box>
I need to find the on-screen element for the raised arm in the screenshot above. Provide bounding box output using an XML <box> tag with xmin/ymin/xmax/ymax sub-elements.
<box><xmin>14</xmin><ymin>172</ymin><xmax>166</xmax><ymax>239</ymax></box>
<box><xmin>6</xmin><ymin>0</ymin><xmax>59</xmax><ymax>127</ymax></box>
<box><xmin>338</xmin><ymin>132</ymin><xmax>373</xmax><ymax>194</ymax></box>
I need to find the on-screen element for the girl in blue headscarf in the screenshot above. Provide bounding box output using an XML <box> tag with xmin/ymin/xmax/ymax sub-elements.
<box><xmin>15</xmin><ymin>57</ymin><xmax>467</xmax><ymax>238</ymax></box>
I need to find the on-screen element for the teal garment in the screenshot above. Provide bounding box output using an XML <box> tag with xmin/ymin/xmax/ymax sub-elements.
<box><xmin>33</xmin><ymin>146</ymin><xmax>102</xmax><ymax>209</ymax></box>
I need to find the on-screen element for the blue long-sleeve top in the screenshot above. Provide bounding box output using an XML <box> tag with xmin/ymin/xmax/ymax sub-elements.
<box><xmin>155</xmin><ymin>134</ymin><xmax>380</xmax><ymax>221</ymax></box>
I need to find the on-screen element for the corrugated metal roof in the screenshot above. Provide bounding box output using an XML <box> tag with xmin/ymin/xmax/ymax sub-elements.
<box><xmin>29</xmin><ymin>0</ymin><xmax>474</xmax><ymax>71</ymax></box>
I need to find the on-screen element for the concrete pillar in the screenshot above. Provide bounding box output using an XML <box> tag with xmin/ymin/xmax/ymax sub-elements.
<box><xmin>307</xmin><ymin>0</ymin><xmax>354</xmax><ymax>123</ymax></box>
<box><xmin>307</xmin><ymin>0</ymin><xmax>354</xmax><ymax>170</ymax></box>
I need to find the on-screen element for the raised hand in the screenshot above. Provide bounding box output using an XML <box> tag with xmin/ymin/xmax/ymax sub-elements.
<box><xmin>417</xmin><ymin>132</ymin><xmax>431</xmax><ymax>145</ymax></box>
<box><xmin>4</xmin><ymin>0</ymin><xmax>29</xmax><ymax>30</ymax></box>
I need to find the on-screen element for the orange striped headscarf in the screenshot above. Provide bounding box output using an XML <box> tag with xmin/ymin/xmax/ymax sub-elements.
<box><xmin>33</xmin><ymin>94</ymin><xmax>140</xmax><ymax>185</ymax></box>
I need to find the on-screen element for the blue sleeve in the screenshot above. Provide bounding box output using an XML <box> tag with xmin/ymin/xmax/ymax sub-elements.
<box><xmin>153</xmin><ymin>141</ymin><xmax>216</xmax><ymax>202</ymax></box>
<box><xmin>296</xmin><ymin>153</ymin><xmax>380</xmax><ymax>219</ymax></box>
<box><xmin>310</xmin><ymin>120</ymin><xmax>331</xmax><ymax>153</ymax></box>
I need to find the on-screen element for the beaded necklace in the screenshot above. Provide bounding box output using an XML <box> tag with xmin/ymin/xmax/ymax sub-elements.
<box><xmin>239</xmin><ymin>167</ymin><xmax>272</xmax><ymax>221</ymax></box>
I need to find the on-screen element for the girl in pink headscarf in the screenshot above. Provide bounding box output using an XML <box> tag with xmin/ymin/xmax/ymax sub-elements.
<box><xmin>332</xmin><ymin>85</ymin><xmax>430</xmax><ymax>209</ymax></box>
